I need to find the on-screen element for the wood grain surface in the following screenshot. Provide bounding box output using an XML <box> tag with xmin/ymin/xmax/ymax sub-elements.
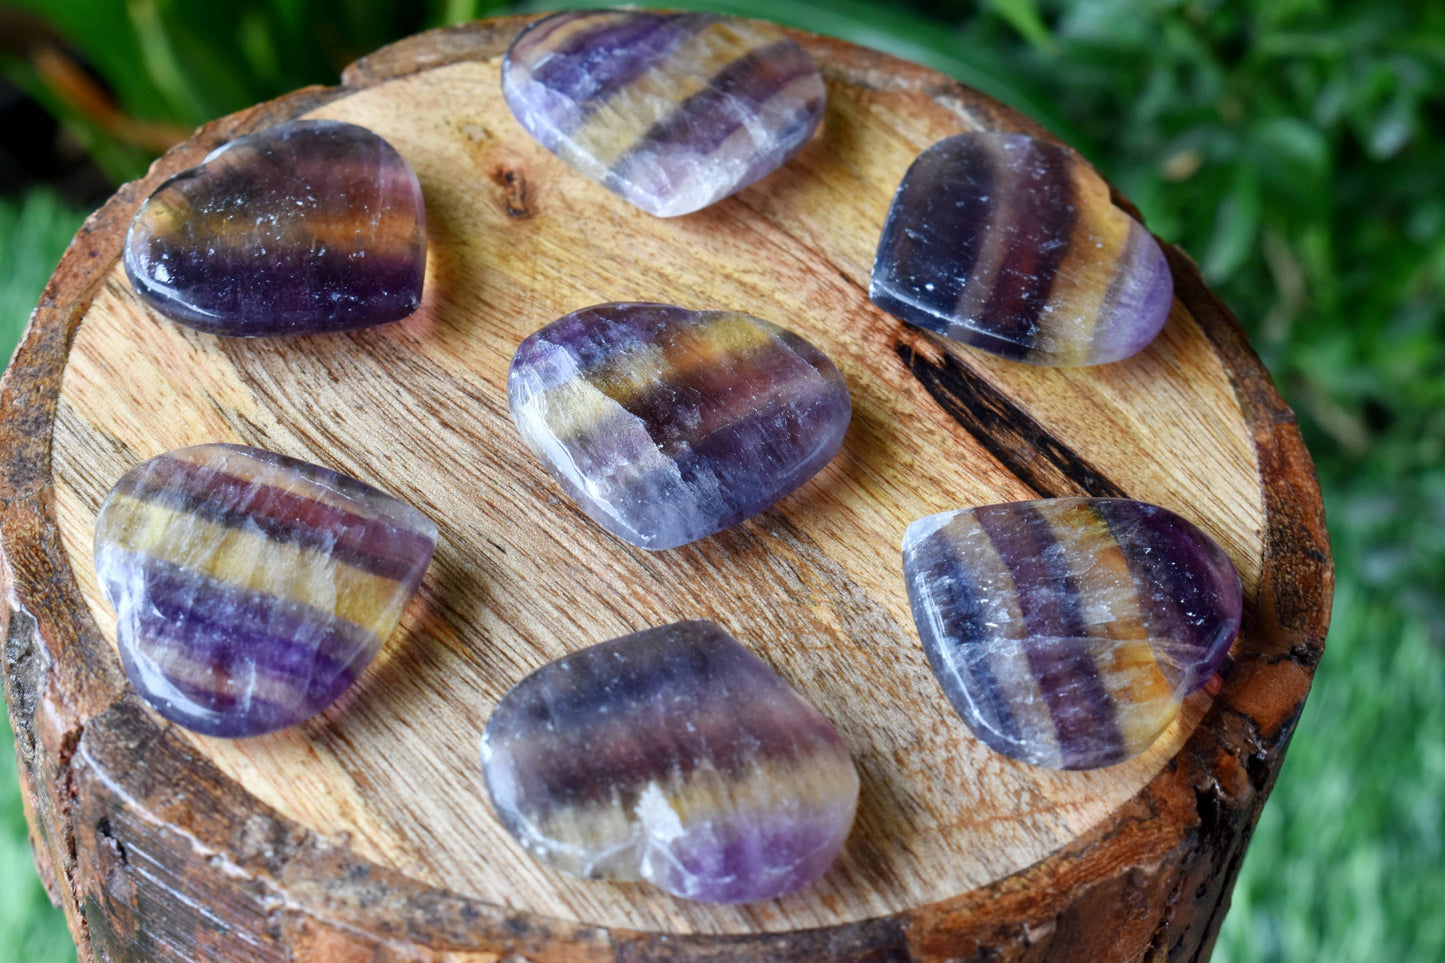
<box><xmin>1</xmin><ymin>15</ymin><xmax>1331</xmax><ymax>962</ymax></box>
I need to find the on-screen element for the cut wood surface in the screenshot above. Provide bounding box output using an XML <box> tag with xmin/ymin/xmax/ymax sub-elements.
<box><xmin>1</xmin><ymin>14</ymin><xmax>1332</xmax><ymax>962</ymax></box>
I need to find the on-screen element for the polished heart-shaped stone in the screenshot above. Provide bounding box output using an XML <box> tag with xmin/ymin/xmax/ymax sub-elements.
<box><xmin>508</xmin><ymin>302</ymin><xmax>851</xmax><ymax>550</ymax></box>
<box><xmin>872</xmin><ymin>132</ymin><xmax>1174</xmax><ymax>366</ymax></box>
<box><xmin>502</xmin><ymin>10</ymin><xmax>826</xmax><ymax>217</ymax></box>
<box><xmin>481</xmin><ymin>620</ymin><xmax>859</xmax><ymax>904</ymax></box>
<box><xmin>903</xmin><ymin>498</ymin><xmax>1241</xmax><ymax>769</ymax></box>
<box><xmin>95</xmin><ymin>444</ymin><xmax>437</xmax><ymax>737</ymax></box>
<box><xmin>124</xmin><ymin>120</ymin><xmax>427</xmax><ymax>336</ymax></box>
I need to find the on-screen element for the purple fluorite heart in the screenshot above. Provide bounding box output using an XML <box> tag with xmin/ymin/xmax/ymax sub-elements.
<box><xmin>502</xmin><ymin>10</ymin><xmax>826</xmax><ymax>217</ymax></box>
<box><xmin>508</xmin><ymin>302</ymin><xmax>851</xmax><ymax>550</ymax></box>
<box><xmin>95</xmin><ymin>444</ymin><xmax>436</xmax><ymax>737</ymax></box>
<box><xmin>481</xmin><ymin>620</ymin><xmax>859</xmax><ymax>903</ymax></box>
<box><xmin>903</xmin><ymin>498</ymin><xmax>1241</xmax><ymax>769</ymax></box>
<box><xmin>872</xmin><ymin>132</ymin><xmax>1173</xmax><ymax>366</ymax></box>
<box><xmin>124</xmin><ymin>119</ymin><xmax>427</xmax><ymax>336</ymax></box>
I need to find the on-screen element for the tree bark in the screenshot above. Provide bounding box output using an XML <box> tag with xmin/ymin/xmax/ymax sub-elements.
<box><xmin>0</xmin><ymin>14</ymin><xmax>1331</xmax><ymax>962</ymax></box>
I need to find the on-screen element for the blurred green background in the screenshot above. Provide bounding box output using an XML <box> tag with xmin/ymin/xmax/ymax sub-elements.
<box><xmin>1</xmin><ymin>1</ymin><xmax>1441</xmax><ymax>960</ymax></box>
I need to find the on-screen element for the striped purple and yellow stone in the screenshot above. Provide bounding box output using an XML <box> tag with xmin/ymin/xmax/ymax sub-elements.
<box><xmin>509</xmin><ymin>302</ymin><xmax>851</xmax><ymax>551</ymax></box>
<box><xmin>902</xmin><ymin>498</ymin><xmax>1241</xmax><ymax>770</ymax></box>
<box><xmin>871</xmin><ymin>132</ymin><xmax>1174</xmax><ymax>366</ymax></box>
<box><xmin>94</xmin><ymin>444</ymin><xmax>437</xmax><ymax>737</ymax></box>
<box><xmin>481</xmin><ymin>620</ymin><xmax>859</xmax><ymax>904</ymax></box>
<box><xmin>124</xmin><ymin>120</ymin><xmax>426</xmax><ymax>336</ymax></box>
<box><xmin>502</xmin><ymin>11</ymin><xmax>826</xmax><ymax>217</ymax></box>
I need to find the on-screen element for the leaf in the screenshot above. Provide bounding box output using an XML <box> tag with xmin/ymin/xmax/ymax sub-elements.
<box><xmin>438</xmin><ymin>0</ymin><xmax>513</xmax><ymax>23</ymax></box>
<box><xmin>0</xmin><ymin>191</ymin><xmax>89</xmax><ymax>379</ymax></box>
<box><xmin>127</xmin><ymin>0</ymin><xmax>217</xmax><ymax>123</ymax></box>
<box><xmin>1251</xmin><ymin>116</ymin><xmax>1331</xmax><ymax>180</ymax></box>
<box><xmin>1368</xmin><ymin>86</ymin><xmax>1416</xmax><ymax>158</ymax></box>
<box><xmin>1202</xmin><ymin>165</ymin><xmax>1261</xmax><ymax>283</ymax></box>
<box><xmin>983</xmin><ymin>0</ymin><xmax>1056</xmax><ymax>51</ymax></box>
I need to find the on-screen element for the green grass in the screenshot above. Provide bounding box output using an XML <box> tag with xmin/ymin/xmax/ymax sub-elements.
<box><xmin>1220</xmin><ymin>559</ymin><xmax>1445</xmax><ymax>962</ymax></box>
<box><xmin>2</xmin><ymin>2</ymin><xmax>1443</xmax><ymax>960</ymax></box>
<box><xmin>0</xmin><ymin>192</ymin><xmax>86</xmax><ymax>368</ymax></box>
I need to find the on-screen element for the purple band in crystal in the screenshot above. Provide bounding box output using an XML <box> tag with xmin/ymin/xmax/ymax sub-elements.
<box><xmin>1095</xmin><ymin>499</ymin><xmax>1243</xmax><ymax>691</ymax></box>
<box><xmin>124</xmin><ymin>119</ymin><xmax>427</xmax><ymax>337</ymax></box>
<box><xmin>502</xmin><ymin>12</ymin><xmax>825</xmax><ymax>217</ymax></box>
<box><xmin>520</xmin><ymin>13</ymin><xmax>718</xmax><ymax>121</ymax></box>
<box><xmin>904</xmin><ymin>523</ymin><xmax>1028</xmax><ymax>753</ymax></box>
<box><xmin>481</xmin><ymin>620</ymin><xmax>858</xmax><ymax>903</ymax></box>
<box><xmin>871</xmin><ymin>132</ymin><xmax>1173</xmax><ymax>366</ymax></box>
<box><xmin>97</xmin><ymin>444</ymin><xmax>435</xmax><ymax>737</ymax></box>
<box><xmin>107</xmin><ymin>553</ymin><xmax>373</xmax><ymax>736</ymax></box>
<box><xmin>973</xmin><ymin>139</ymin><xmax>1079</xmax><ymax>355</ymax></box>
<box><xmin>113</xmin><ymin>451</ymin><xmax>437</xmax><ymax>581</ymax></box>
<box><xmin>493</xmin><ymin>623</ymin><xmax>841</xmax><ymax>813</ymax></box>
<box><xmin>903</xmin><ymin>498</ymin><xmax>1241</xmax><ymax>770</ymax></box>
<box><xmin>606</xmin><ymin>40</ymin><xmax>820</xmax><ymax>189</ymax></box>
<box><xmin>509</xmin><ymin>303</ymin><xmax>850</xmax><ymax>550</ymax></box>
<box><xmin>975</xmin><ymin>504</ymin><xmax>1126</xmax><ymax>768</ymax></box>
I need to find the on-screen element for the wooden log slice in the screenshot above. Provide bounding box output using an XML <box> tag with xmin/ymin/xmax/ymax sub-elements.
<box><xmin>1</xmin><ymin>14</ymin><xmax>1331</xmax><ymax>962</ymax></box>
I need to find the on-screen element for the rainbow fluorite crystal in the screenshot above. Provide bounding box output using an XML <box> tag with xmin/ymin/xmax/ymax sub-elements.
<box><xmin>872</xmin><ymin>132</ymin><xmax>1173</xmax><ymax>366</ymax></box>
<box><xmin>508</xmin><ymin>302</ymin><xmax>851</xmax><ymax>550</ymax></box>
<box><xmin>124</xmin><ymin>120</ymin><xmax>427</xmax><ymax>336</ymax></box>
<box><xmin>502</xmin><ymin>11</ymin><xmax>825</xmax><ymax>217</ymax></box>
<box><xmin>482</xmin><ymin>620</ymin><xmax>859</xmax><ymax>903</ymax></box>
<box><xmin>903</xmin><ymin>498</ymin><xmax>1241</xmax><ymax>769</ymax></box>
<box><xmin>95</xmin><ymin>444</ymin><xmax>436</xmax><ymax>736</ymax></box>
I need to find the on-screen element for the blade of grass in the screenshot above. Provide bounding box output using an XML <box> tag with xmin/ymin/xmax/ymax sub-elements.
<box><xmin>127</xmin><ymin>0</ymin><xmax>217</xmax><ymax>123</ymax></box>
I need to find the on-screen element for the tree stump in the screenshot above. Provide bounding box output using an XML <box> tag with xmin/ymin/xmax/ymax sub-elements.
<box><xmin>0</xmin><ymin>15</ymin><xmax>1332</xmax><ymax>962</ymax></box>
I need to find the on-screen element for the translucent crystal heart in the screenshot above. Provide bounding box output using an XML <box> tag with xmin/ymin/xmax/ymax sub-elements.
<box><xmin>481</xmin><ymin>620</ymin><xmax>859</xmax><ymax>903</ymax></box>
<box><xmin>124</xmin><ymin>119</ymin><xmax>427</xmax><ymax>336</ymax></box>
<box><xmin>95</xmin><ymin>444</ymin><xmax>436</xmax><ymax>736</ymax></box>
<box><xmin>508</xmin><ymin>302</ymin><xmax>851</xmax><ymax>550</ymax></box>
<box><xmin>872</xmin><ymin>132</ymin><xmax>1173</xmax><ymax>366</ymax></box>
<box><xmin>502</xmin><ymin>10</ymin><xmax>826</xmax><ymax>217</ymax></box>
<box><xmin>903</xmin><ymin>498</ymin><xmax>1241</xmax><ymax>769</ymax></box>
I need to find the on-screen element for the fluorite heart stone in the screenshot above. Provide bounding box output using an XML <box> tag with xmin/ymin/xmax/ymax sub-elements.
<box><xmin>124</xmin><ymin>119</ymin><xmax>427</xmax><ymax>336</ymax></box>
<box><xmin>508</xmin><ymin>302</ymin><xmax>851</xmax><ymax>550</ymax></box>
<box><xmin>94</xmin><ymin>444</ymin><xmax>437</xmax><ymax>737</ymax></box>
<box><xmin>871</xmin><ymin>132</ymin><xmax>1174</xmax><ymax>366</ymax></box>
<box><xmin>502</xmin><ymin>10</ymin><xmax>826</xmax><ymax>217</ymax></box>
<box><xmin>481</xmin><ymin>620</ymin><xmax>859</xmax><ymax>904</ymax></box>
<box><xmin>902</xmin><ymin>498</ymin><xmax>1241</xmax><ymax>769</ymax></box>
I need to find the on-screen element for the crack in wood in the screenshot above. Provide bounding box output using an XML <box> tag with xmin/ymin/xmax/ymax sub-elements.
<box><xmin>895</xmin><ymin>337</ymin><xmax>1129</xmax><ymax>500</ymax></box>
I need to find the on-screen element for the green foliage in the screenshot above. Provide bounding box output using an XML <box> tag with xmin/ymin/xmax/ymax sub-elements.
<box><xmin>1223</xmin><ymin>537</ymin><xmax>1445</xmax><ymax>963</ymax></box>
<box><xmin>0</xmin><ymin>191</ymin><xmax>87</xmax><ymax>368</ymax></box>
<box><xmin>1</xmin><ymin>2</ymin><xmax>1442</xmax><ymax>960</ymax></box>
<box><xmin>1</xmin><ymin>0</ymin><xmax>515</xmax><ymax>182</ymax></box>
